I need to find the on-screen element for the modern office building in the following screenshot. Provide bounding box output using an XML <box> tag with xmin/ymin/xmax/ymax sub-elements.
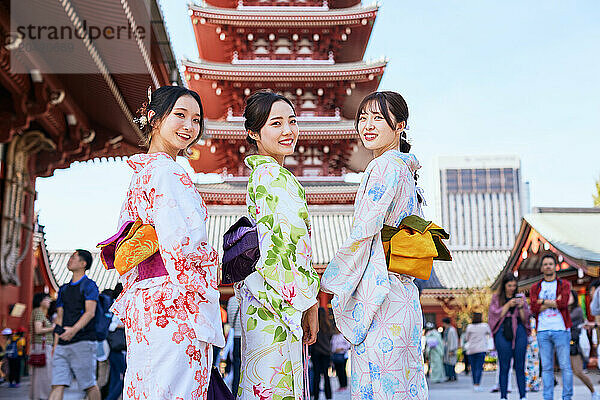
<box><xmin>438</xmin><ymin>155</ymin><xmax>526</xmax><ymax>250</ymax></box>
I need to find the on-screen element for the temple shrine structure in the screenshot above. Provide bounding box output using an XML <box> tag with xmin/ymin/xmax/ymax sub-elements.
<box><xmin>0</xmin><ymin>0</ymin><xmax>179</xmax><ymax>330</ymax></box>
<box><xmin>182</xmin><ymin>0</ymin><xmax>386</xmax><ymax>302</ymax></box>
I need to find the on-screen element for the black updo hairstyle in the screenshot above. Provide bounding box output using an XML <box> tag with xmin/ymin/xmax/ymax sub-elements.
<box><xmin>355</xmin><ymin>91</ymin><xmax>421</xmax><ymax>202</ymax></box>
<box><xmin>137</xmin><ymin>86</ymin><xmax>204</xmax><ymax>152</ymax></box>
<box><xmin>32</xmin><ymin>292</ymin><xmax>49</xmax><ymax>308</ymax></box>
<box><xmin>243</xmin><ymin>90</ymin><xmax>296</xmax><ymax>149</ymax></box>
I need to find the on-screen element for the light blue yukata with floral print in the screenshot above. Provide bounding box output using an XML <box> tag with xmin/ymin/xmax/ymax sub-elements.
<box><xmin>322</xmin><ymin>149</ymin><xmax>428</xmax><ymax>400</ymax></box>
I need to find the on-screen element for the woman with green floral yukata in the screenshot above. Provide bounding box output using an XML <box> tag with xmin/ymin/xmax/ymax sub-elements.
<box><xmin>236</xmin><ymin>90</ymin><xmax>320</xmax><ymax>400</ymax></box>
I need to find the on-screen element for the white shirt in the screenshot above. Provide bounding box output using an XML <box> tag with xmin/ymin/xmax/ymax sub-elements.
<box><xmin>538</xmin><ymin>280</ymin><xmax>567</xmax><ymax>331</ymax></box>
<box><xmin>227</xmin><ymin>295</ymin><xmax>242</xmax><ymax>338</ymax></box>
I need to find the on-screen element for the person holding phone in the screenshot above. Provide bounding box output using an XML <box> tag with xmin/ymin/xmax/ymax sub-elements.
<box><xmin>489</xmin><ymin>274</ymin><xmax>531</xmax><ymax>400</ymax></box>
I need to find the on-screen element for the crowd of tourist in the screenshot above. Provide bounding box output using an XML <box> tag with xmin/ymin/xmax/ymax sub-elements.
<box><xmin>425</xmin><ymin>253</ymin><xmax>600</xmax><ymax>400</ymax></box>
<box><xmin>3</xmin><ymin>245</ymin><xmax>600</xmax><ymax>400</ymax></box>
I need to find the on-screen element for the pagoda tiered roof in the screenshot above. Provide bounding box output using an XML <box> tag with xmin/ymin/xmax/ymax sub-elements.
<box><xmin>189</xmin><ymin>2</ymin><xmax>377</xmax><ymax>63</ymax></box>
<box><xmin>184</xmin><ymin>58</ymin><xmax>385</xmax><ymax>119</ymax></box>
<box><xmin>183</xmin><ymin>59</ymin><xmax>385</xmax><ymax>80</ymax></box>
<box><xmin>189</xmin><ymin>3</ymin><xmax>378</xmax><ymax>26</ymax></box>
<box><xmin>204</xmin><ymin>0</ymin><xmax>361</xmax><ymax>8</ymax></box>
<box><xmin>203</xmin><ymin>119</ymin><xmax>357</xmax><ymax>140</ymax></box>
<box><xmin>184</xmin><ymin>0</ymin><xmax>384</xmax><ymax>178</ymax></box>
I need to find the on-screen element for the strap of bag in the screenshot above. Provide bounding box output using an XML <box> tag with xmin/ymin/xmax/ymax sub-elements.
<box><xmin>303</xmin><ymin>343</ymin><xmax>310</xmax><ymax>400</ymax></box>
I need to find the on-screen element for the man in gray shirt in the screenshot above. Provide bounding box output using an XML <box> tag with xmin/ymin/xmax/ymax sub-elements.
<box><xmin>442</xmin><ymin>317</ymin><xmax>459</xmax><ymax>382</ymax></box>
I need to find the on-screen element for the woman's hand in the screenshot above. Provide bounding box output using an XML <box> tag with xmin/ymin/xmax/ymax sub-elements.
<box><xmin>301</xmin><ymin>303</ymin><xmax>319</xmax><ymax>345</ymax></box>
<box><xmin>503</xmin><ymin>298</ymin><xmax>518</xmax><ymax>311</ymax></box>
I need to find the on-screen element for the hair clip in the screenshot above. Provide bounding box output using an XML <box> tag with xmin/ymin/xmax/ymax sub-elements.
<box><xmin>147</xmin><ymin>86</ymin><xmax>152</xmax><ymax>103</ymax></box>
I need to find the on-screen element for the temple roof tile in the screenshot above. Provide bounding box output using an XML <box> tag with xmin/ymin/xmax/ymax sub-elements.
<box><xmin>203</xmin><ymin>119</ymin><xmax>357</xmax><ymax>139</ymax></box>
<box><xmin>189</xmin><ymin>3</ymin><xmax>378</xmax><ymax>26</ymax></box>
<box><xmin>184</xmin><ymin>59</ymin><xmax>386</xmax><ymax>80</ymax></box>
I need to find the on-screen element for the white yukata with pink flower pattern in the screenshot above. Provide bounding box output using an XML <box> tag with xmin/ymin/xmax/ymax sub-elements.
<box><xmin>112</xmin><ymin>152</ymin><xmax>225</xmax><ymax>400</ymax></box>
<box><xmin>236</xmin><ymin>155</ymin><xmax>320</xmax><ymax>400</ymax></box>
<box><xmin>322</xmin><ymin>150</ymin><xmax>428</xmax><ymax>400</ymax></box>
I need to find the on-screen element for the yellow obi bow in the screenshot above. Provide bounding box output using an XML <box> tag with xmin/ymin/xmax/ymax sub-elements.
<box><xmin>98</xmin><ymin>218</ymin><xmax>160</xmax><ymax>276</ymax></box>
<box><xmin>381</xmin><ymin>215</ymin><xmax>451</xmax><ymax>280</ymax></box>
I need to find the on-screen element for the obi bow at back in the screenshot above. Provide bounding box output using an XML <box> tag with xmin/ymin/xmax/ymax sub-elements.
<box><xmin>381</xmin><ymin>215</ymin><xmax>451</xmax><ymax>280</ymax></box>
<box><xmin>97</xmin><ymin>219</ymin><xmax>167</xmax><ymax>280</ymax></box>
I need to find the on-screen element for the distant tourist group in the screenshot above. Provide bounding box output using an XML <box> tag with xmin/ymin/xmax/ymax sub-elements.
<box><xmin>425</xmin><ymin>253</ymin><xmax>600</xmax><ymax>400</ymax></box>
<box><xmin>25</xmin><ymin>87</ymin><xmax>451</xmax><ymax>400</ymax></box>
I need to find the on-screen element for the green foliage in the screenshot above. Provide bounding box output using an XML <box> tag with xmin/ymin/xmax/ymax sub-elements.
<box><xmin>443</xmin><ymin>287</ymin><xmax>493</xmax><ymax>330</ymax></box>
<box><xmin>273</xmin><ymin>326</ymin><xmax>287</xmax><ymax>343</ymax></box>
<box><xmin>255</xmin><ymin>185</ymin><xmax>268</xmax><ymax>199</ymax></box>
<box><xmin>262</xmin><ymin>325</ymin><xmax>276</xmax><ymax>334</ymax></box>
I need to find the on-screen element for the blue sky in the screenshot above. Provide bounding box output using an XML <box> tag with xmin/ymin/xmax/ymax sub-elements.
<box><xmin>36</xmin><ymin>0</ymin><xmax>600</xmax><ymax>250</ymax></box>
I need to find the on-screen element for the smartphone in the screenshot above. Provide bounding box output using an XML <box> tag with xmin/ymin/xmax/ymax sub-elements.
<box><xmin>54</xmin><ymin>325</ymin><xmax>65</xmax><ymax>335</ymax></box>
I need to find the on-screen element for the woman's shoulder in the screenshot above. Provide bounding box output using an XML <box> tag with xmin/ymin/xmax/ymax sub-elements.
<box><xmin>138</xmin><ymin>157</ymin><xmax>195</xmax><ymax>192</ymax></box>
<box><xmin>367</xmin><ymin>150</ymin><xmax>420</xmax><ymax>177</ymax></box>
<box><xmin>31</xmin><ymin>308</ymin><xmax>44</xmax><ymax>320</ymax></box>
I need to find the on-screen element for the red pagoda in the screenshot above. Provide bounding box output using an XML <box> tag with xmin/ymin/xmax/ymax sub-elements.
<box><xmin>183</xmin><ymin>0</ymin><xmax>386</xmax><ymax>302</ymax></box>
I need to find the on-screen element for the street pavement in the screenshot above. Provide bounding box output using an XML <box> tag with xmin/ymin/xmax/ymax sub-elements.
<box><xmin>429</xmin><ymin>370</ymin><xmax>599</xmax><ymax>400</ymax></box>
<box><xmin>3</xmin><ymin>370</ymin><xmax>600</xmax><ymax>399</ymax></box>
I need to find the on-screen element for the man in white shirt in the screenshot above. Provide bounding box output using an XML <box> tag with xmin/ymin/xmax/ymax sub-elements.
<box><xmin>530</xmin><ymin>253</ymin><xmax>573</xmax><ymax>400</ymax></box>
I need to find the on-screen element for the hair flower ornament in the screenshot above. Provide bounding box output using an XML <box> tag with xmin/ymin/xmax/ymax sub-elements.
<box><xmin>134</xmin><ymin>115</ymin><xmax>148</xmax><ymax>128</ymax></box>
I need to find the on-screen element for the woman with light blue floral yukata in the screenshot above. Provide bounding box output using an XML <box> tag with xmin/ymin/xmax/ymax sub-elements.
<box><xmin>322</xmin><ymin>91</ymin><xmax>428</xmax><ymax>400</ymax></box>
<box><xmin>236</xmin><ymin>90</ymin><xmax>320</xmax><ymax>400</ymax></box>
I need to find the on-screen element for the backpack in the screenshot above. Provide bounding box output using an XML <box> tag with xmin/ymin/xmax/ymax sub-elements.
<box><xmin>6</xmin><ymin>340</ymin><xmax>18</xmax><ymax>358</ymax></box>
<box><xmin>77</xmin><ymin>280</ymin><xmax>113</xmax><ymax>342</ymax></box>
<box><xmin>93</xmin><ymin>292</ymin><xmax>114</xmax><ymax>341</ymax></box>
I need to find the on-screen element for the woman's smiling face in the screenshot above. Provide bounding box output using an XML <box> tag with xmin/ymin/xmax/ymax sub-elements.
<box><xmin>357</xmin><ymin>100</ymin><xmax>404</xmax><ymax>157</ymax></box>
<box><xmin>251</xmin><ymin>100</ymin><xmax>299</xmax><ymax>165</ymax></box>
<box><xmin>149</xmin><ymin>95</ymin><xmax>202</xmax><ymax>158</ymax></box>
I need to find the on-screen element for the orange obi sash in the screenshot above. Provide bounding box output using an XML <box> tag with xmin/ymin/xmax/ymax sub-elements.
<box><xmin>97</xmin><ymin>219</ymin><xmax>167</xmax><ymax>280</ymax></box>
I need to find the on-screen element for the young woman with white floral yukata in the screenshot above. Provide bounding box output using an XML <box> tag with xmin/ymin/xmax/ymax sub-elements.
<box><xmin>108</xmin><ymin>87</ymin><xmax>224</xmax><ymax>399</ymax></box>
<box><xmin>236</xmin><ymin>90</ymin><xmax>320</xmax><ymax>400</ymax></box>
<box><xmin>322</xmin><ymin>91</ymin><xmax>428</xmax><ymax>400</ymax></box>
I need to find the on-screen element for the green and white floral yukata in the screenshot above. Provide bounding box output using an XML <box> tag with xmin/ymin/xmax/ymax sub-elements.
<box><xmin>236</xmin><ymin>155</ymin><xmax>320</xmax><ymax>400</ymax></box>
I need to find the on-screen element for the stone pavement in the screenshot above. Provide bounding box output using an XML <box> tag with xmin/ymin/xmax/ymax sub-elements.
<box><xmin>3</xmin><ymin>370</ymin><xmax>600</xmax><ymax>399</ymax></box>
<box><xmin>429</xmin><ymin>370</ymin><xmax>600</xmax><ymax>400</ymax></box>
<box><xmin>0</xmin><ymin>375</ymin><xmax>85</xmax><ymax>400</ymax></box>
<box><xmin>0</xmin><ymin>374</ymin><xmax>353</xmax><ymax>400</ymax></box>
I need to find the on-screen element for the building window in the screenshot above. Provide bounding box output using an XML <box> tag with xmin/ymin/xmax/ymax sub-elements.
<box><xmin>446</xmin><ymin>169</ymin><xmax>458</xmax><ymax>192</ymax></box>
<box><xmin>460</xmin><ymin>169</ymin><xmax>472</xmax><ymax>192</ymax></box>
<box><xmin>490</xmin><ymin>168</ymin><xmax>501</xmax><ymax>191</ymax></box>
<box><xmin>475</xmin><ymin>169</ymin><xmax>487</xmax><ymax>191</ymax></box>
<box><xmin>504</xmin><ymin>168</ymin><xmax>514</xmax><ymax>191</ymax></box>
